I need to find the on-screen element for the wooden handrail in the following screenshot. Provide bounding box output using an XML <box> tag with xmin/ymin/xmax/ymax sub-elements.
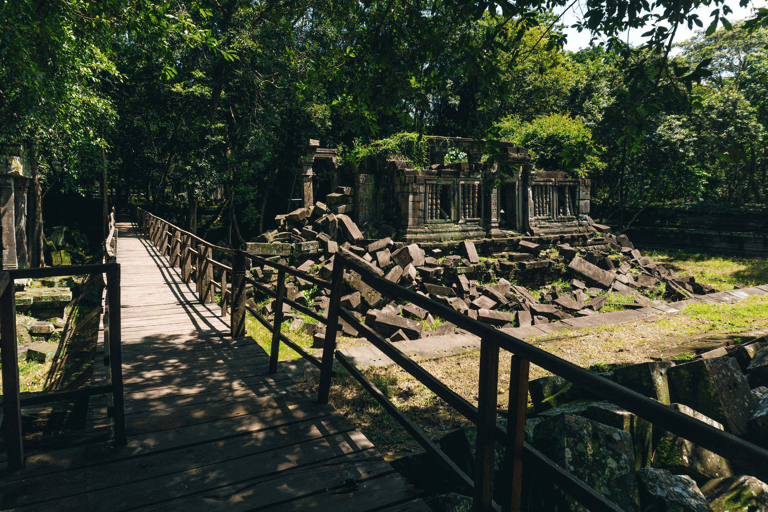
<box><xmin>136</xmin><ymin>207</ymin><xmax>236</xmax><ymax>254</ymax></box>
<box><xmin>332</xmin><ymin>250</ymin><xmax>768</xmax><ymax>511</ymax></box>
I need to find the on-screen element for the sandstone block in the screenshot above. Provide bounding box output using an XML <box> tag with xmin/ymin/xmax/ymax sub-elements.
<box><xmin>701</xmin><ymin>475</ymin><xmax>768</xmax><ymax>512</ymax></box>
<box><xmin>636</xmin><ymin>468</ymin><xmax>711</xmax><ymax>512</ymax></box>
<box><xmin>668</xmin><ymin>357</ymin><xmax>754</xmax><ymax>435</ymax></box>
<box><xmin>460</xmin><ymin>241</ymin><xmax>480</xmax><ymax>264</ymax></box>
<box><xmin>569</xmin><ymin>256</ymin><xmax>616</xmax><ymax>289</ymax></box>
<box><xmin>337</xmin><ymin>214</ymin><xmax>363</xmax><ymax>242</ymax></box>
<box><xmin>392</xmin><ymin>244</ymin><xmax>425</xmax><ymax>268</ymax></box>
<box><xmin>613</xmin><ymin>361</ymin><xmax>673</xmax><ymax>404</ymax></box>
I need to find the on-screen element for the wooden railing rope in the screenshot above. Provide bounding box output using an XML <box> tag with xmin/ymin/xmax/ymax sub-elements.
<box><xmin>1</xmin><ymin>211</ymin><xmax>125</xmax><ymax>470</ymax></box>
<box><xmin>134</xmin><ymin>207</ymin><xmax>768</xmax><ymax>512</ymax></box>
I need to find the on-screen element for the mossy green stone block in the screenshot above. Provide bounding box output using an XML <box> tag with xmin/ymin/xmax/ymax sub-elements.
<box><xmin>613</xmin><ymin>361</ymin><xmax>673</xmax><ymax>405</ymax></box>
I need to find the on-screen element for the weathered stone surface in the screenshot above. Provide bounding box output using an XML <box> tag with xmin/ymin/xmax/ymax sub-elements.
<box><xmin>286</xmin><ymin>207</ymin><xmax>311</xmax><ymax>224</ymax></box>
<box><xmin>367</xmin><ymin>237</ymin><xmax>392</xmax><ymax>253</ymax></box>
<box><xmin>701</xmin><ymin>475</ymin><xmax>768</xmax><ymax>512</ymax></box>
<box><xmin>569</xmin><ymin>256</ymin><xmax>616</xmax><ymax>289</ymax></box>
<box><xmin>746</xmin><ymin>346</ymin><xmax>768</xmax><ymax>388</ymax></box>
<box><xmin>529</xmin><ymin>375</ymin><xmax>583</xmax><ymax>412</ymax></box>
<box><xmin>583</xmin><ymin>402</ymin><xmax>653</xmax><ymax>469</ymax></box>
<box><xmin>517</xmin><ymin>309</ymin><xmax>532</xmax><ymax>327</ymax></box>
<box><xmin>445</xmin><ymin>297</ymin><xmax>469</xmax><ymax>314</ymax></box>
<box><xmin>733</xmin><ymin>341</ymin><xmax>767</xmax><ymax>371</ymax></box>
<box><xmin>554</xmin><ymin>295</ymin><xmax>584</xmax><ymax>311</ymax></box>
<box><xmin>470</xmin><ymin>295</ymin><xmax>497</xmax><ymax>310</ymax></box>
<box><xmin>457</xmin><ymin>275</ymin><xmax>470</xmax><ymax>295</ymax></box>
<box><xmin>384</xmin><ymin>265</ymin><xmax>404</xmax><ymax>284</ymax></box>
<box><xmin>26</xmin><ymin>341</ymin><xmax>57</xmax><ymax>362</ymax></box>
<box><xmin>389</xmin><ymin>329</ymin><xmax>410</xmax><ymax>342</ymax></box>
<box><xmin>477</xmin><ymin>309</ymin><xmax>514</xmax><ymax>326</ymax></box>
<box><xmin>392</xmin><ymin>244</ymin><xmax>425</xmax><ymax>268</ymax></box>
<box><xmin>636</xmin><ymin>468</ymin><xmax>712</xmax><ymax>512</ymax></box>
<box><xmin>668</xmin><ymin>357</ymin><xmax>753</xmax><ymax>435</ymax></box>
<box><xmin>518</xmin><ymin>240</ymin><xmax>541</xmax><ymax>255</ymax></box>
<box><xmin>424</xmin><ymin>283</ymin><xmax>455</xmax><ymax>297</ymax></box>
<box><xmin>375</xmin><ymin>248</ymin><xmax>392</xmax><ymax>270</ymax></box>
<box><xmin>344</xmin><ymin>270</ymin><xmax>387</xmax><ymax>308</ymax></box>
<box><xmin>340</xmin><ymin>292</ymin><xmax>362</xmax><ymax>310</ymax></box>
<box><xmin>530</xmin><ymin>414</ymin><xmax>640</xmax><ymax>512</ymax></box>
<box><xmin>29</xmin><ymin>321</ymin><xmax>55</xmax><ymax>335</ymax></box>
<box><xmin>342</xmin><ymin>247</ymin><xmax>384</xmax><ymax>276</ymax></box>
<box><xmin>460</xmin><ymin>241</ymin><xmax>479</xmax><ymax>264</ymax></box>
<box><xmin>367</xmin><ymin>311</ymin><xmax>423</xmax><ymax>340</ymax></box>
<box><xmin>401</xmin><ymin>303</ymin><xmax>427</xmax><ymax>320</ymax></box>
<box><xmin>337</xmin><ymin>214</ymin><xmax>364</xmax><ymax>242</ymax></box>
<box><xmin>584</xmin><ymin>294</ymin><xmax>608</xmax><ymax>311</ymax></box>
<box><xmin>748</xmin><ymin>392</ymin><xmax>768</xmax><ymax>436</ymax></box>
<box><xmin>613</xmin><ymin>361</ymin><xmax>673</xmax><ymax>404</ymax></box>
<box><xmin>654</xmin><ymin>404</ymin><xmax>733</xmax><ymax>482</ymax></box>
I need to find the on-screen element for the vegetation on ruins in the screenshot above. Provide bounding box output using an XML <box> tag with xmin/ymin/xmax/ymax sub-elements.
<box><xmin>2</xmin><ymin>0</ymin><xmax>768</xmax><ymax>246</ymax></box>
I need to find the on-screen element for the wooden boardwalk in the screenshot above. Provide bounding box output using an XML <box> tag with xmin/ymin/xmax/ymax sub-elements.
<box><xmin>1</xmin><ymin>220</ymin><xmax>428</xmax><ymax>512</ymax></box>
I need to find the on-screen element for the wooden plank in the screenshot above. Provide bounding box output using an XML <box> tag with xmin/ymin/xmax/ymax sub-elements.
<box><xmin>1</xmin><ymin>415</ymin><xmax>357</xmax><ymax>508</ymax></box>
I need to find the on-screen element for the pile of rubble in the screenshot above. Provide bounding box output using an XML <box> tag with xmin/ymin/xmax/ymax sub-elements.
<box><xmin>250</xmin><ymin>200</ymin><xmax>719</xmax><ymax>347</ymax></box>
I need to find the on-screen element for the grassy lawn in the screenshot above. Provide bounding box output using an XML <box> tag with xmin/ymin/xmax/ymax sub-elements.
<box><xmin>649</xmin><ymin>249</ymin><xmax>768</xmax><ymax>290</ymax></box>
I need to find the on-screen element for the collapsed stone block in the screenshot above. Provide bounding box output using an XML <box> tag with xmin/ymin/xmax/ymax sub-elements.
<box><xmin>701</xmin><ymin>475</ymin><xmax>768</xmax><ymax>512</ymax></box>
<box><xmin>636</xmin><ymin>468</ymin><xmax>711</xmax><ymax>512</ymax></box>
<box><xmin>749</xmin><ymin>392</ymin><xmax>768</xmax><ymax>436</ymax></box>
<box><xmin>668</xmin><ymin>357</ymin><xmax>754</xmax><ymax>435</ymax></box>
<box><xmin>529</xmin><ymin>414</ymin><xmax>640</xmax><ymax>512</ymax></box>
<box><xmin>476</xmin><ymin>309</ymin><xmax>513</xmax><ymax>326</ymax></box>
<box><xmin>344</xmin><ymin>270</ymin><xmax>387</xmax><ymax>309</ymax></box>
<box><xmin>568</xmin><ymin>256</ymin><xmax>616</xmax><ymax>289</ymax></box>
<box><xmin>529</xmin><ymin>375</ymin><xmax>583</xmax><ymax>413</ymax></box>
<box><xmin>337</xmin><ymin>214</ymin><xmax>364</xmax><ymax>242</ymax></box>
<box><xmin>653</xmin><ymin>404</ymin><xmax>733</xmax><ymax>483</ymax></box>
<box><xmin>582</xmin><ymin>402</ymin><xmax>653</xmax><ymax>470</ymax></box>
<box><xmin>746</xmin><ymin>346</ymin><xmax>768</xmax><ymax>388</ymax></box>
<box><xmin>613</xmin><ymin>361</ymin><xmax>673</xmax><ymax>404</ymax></box>
<box><xmin>367</xmin><ymin>310</ymin><xmax>423</xmax><ymax>340</ymax></box>
<box><xmin>26</xmin><ymin>341</ymin><xmax>57</xmax><ymax>363</ymax></box>
<box><xmin>460</xmin><ymin>241</ymin><xmax>479</xmax><ymax>264</ymax></box>
<box><xmin>392</xmin><ymin>244</ymin><xmax>425</xmax><ymax>268</ymax></box>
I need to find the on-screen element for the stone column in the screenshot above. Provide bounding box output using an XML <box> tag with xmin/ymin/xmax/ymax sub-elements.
<box><xmin>488</xmin><ymin>187</ymin><xmax>499</xmax><ymax>229</ymax></box>
<box><xmin>14</xmin><ymin>177</ymin><xmax>28</xmax><ymax>268</ymax></box>
<box><xmin>0</xmin><ymin>176</ymin><xmax>17</xmax><ymax>269</ymax></box>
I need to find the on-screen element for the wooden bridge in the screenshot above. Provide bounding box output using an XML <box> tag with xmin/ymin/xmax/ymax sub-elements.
<box><xmin>0</xmin><ymin>218</ymin><xmax>428</xmax><ymax>511</ymax></box>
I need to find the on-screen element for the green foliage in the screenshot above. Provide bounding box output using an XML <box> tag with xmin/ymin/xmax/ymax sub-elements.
<box><xmin>340</xmin><ymin>132</ymin><xmax>431</xmax><ymax>169</ymax></box>
<box><xmin>495</xmin><ymin>113</ymin><xmax>604</xmax><ymax>177</ymax></box>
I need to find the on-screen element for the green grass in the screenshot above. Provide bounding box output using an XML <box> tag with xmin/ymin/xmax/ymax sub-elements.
<box><xmin>649</xmin><ymin>249</ymin><xmax>768</xmax><ymax>290</ymax></box>
<box><xmin>681</xmin><ymin>295</ymin><xmax>768</xmax><ymax>333</ymax></box>
<box><xmin>246</xmin><ymin>313</ymin><xmax>316</xmax><ymax>361</ymax></box>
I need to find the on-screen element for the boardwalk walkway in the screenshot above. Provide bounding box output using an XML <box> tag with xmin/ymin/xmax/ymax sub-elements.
<box><xmin>1</xmin><ymin>219</ymin><xmax>428</xmax><ymax>511</ymax></box>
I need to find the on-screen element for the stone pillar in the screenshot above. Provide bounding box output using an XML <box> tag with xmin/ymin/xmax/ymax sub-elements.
<box><xmin>0</xmin><ymin>176</ymin><xmax>17</xmax><ymax>269</ymax></box>
<box><xmin>488</xmin><ymin>187</ymin><xmax>499</xmax><ymax>229</ymax></box>
<box><xmin>14</xmin><ymin>177</ymin><xmax>28</xmax><ymax>268</ymax></box>
<box><xmin>301</xmin><ymin>139</ymin><xmax>320</xmax><ymax>208</ymax></box>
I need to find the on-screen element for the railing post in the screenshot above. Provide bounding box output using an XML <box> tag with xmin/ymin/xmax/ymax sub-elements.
<box><xmin>474</xmin><ymin>339</ymin><xmax>500</xmax><ymax>512</ymax></box>
<box><xmin>231</xmin><ymin>251</ymin><xmax>247</xmax><ymax>339</ymax></box>
<box><xmin>170</xmin><ymin>229</ymin><xmax>181</xmax><ymax>268</ymax></box>
<box><xmin>318</xmin><ymin>256</ymin><xmax>344</xmax><ymax>404</ymax></box>
<box><xmin>269</xmin><ymin>269</ymin><xmax>287</xmax><ymax>373</ymax></box>
<box><xmin>503</xmin><ymin>355</ymin><xmax>530</xmax><ymax>512</ymax></box>
<box><xmin>181</xmin><ymin>235</ymin><xmax>192</xmax><ymax>283</ymax></box>
<box><xmin>159</xmin><ymin>221</ymin><xmax>169</xmax><ymax>257</ymax></box>
<box><xmin>221</xmin><ymin>270</ymin><xmax>228</xmax><ymax>316</ymax></box>
<box><xmin>1</xmin><ymin>272</ymin><xmax>23</xmax><ymax>469</ymax></box>
<box><xmin>107</xmin><ymin>264</ymin><xmax>126</xmax><ymax>445</ymax></box>
<box><xmin>199</xmin><ymin>245</ymin><xmax>215</xmax><ymax>304</ymax></box>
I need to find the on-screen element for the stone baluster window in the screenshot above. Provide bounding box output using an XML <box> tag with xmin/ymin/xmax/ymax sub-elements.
<box><xmin>459</xmin><ymin>182</ymin><xmax>479</xmax><ymax>220</ymax></box>
<box><xmin>533</xmin><ymin>184</ymin><xmax>553</xmax><ymax>218</ymax></box>
<box><xmin>427</xmin><ymin>182</ymin><xmax>452</xmax><ymax>221</ymax></box>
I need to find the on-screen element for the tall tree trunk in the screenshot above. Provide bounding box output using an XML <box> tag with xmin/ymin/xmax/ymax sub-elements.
<box><xmin>28</xmin><ymin>145</ymin><xmax>45</xmax><ymax>268</ymax></box>
<box><xmin>188</xmin><ymin>191</ymin><xmax>198</xmax><ymax>235</ymax></box>
<box><xmin>749</xmin><ymin>146</ymin><xmax>762</xmax><ymax>203</ymax></box>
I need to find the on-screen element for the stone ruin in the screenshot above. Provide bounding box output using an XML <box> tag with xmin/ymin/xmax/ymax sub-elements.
<box><xmin>0</xmin><ymin>144</ymin><xmax>33</xmax><ymax>269</ymax></box>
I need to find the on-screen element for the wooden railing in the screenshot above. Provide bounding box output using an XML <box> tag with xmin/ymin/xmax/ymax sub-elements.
<box><xmin>1</xmin><ymin>213</ymin><xmax>125</xmax><ymax>470</ymax></box>
<box><xmin>133</xmin><ymin>207</ymin><xmax>768</xmax><ymax>512</ymax></box>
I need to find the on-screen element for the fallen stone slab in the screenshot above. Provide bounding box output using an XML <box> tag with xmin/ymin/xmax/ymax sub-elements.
<box><xmin>393</xmin><ymin>244</ymin><xmax>425</xmax><ymax>268</ymax></box>
<box><xmin>337</xmin><ymin>214</ymin><xmax>364</xmax><ymax>242</ymax></box>
<box><xmin>26</xmin><ymin>342</ymin><xmax>57</xmax><ymax>363</ymax></box>
<box><xmin>668</xmin><ymin>357</ymin><xmax>754</xmax><ymax>436</ymax></box>
<box><xmin>749</xmin><ymin>392</ymin><xmax>768</xmax><ymax>436</ymax></box>
<box><xmin>569</xmin><ymin>256</ymin><xmax>616</xmax><ymax>289</ymax></box>
<box><xmin>636</xmin><ymin>468</ymin><xmax>711</xmax><ymax>512</ymax></box>
<box><xmin>477</xmin><ymin>309</ymin><xmax>514</xmax><ymax>326</ymax></box>
<box><xmin>471</xmin><ymin>295</ymin><xmax>497</xmax><ymax>310</ymax></box>
<box><xmin>653</xmin><ymin>403</ymin><xmax>733</xmax><ymax>482</ymax></box>
<box><xmin>368</xmin><ymin>311</ymin><xmax>423</xmax><ymax>340</ymax></box>
<box><xmin>367</xmin><ymin>237</ymin><xmax>392</xmax><ymax>253</ymax></box>
<box><xmin>341</xmin><ymin>248</ymin><xmax>384</xmax><ymax>276</ymax></box>
<box><xmin>345</xmin><ymin>270</ymin><xmax>387</xmax><ymax>309</ymax></box>
<box><xmin>445</xmin><ymin>297</ymin><xmax>469</xmax><ymax>314</ymax></box>
<box><xmin>385</xmin><ymin>265</ymin><xmax>404</xmax><ymax>284</ymax></box>
<box><xmin>746</xmin><ymin>346</ymin><xmax>768</xmax><ymax>387</ymax></box>
<box><xmin>529</xmin><ymin>375</ymin><xmax>584</xmax><ymax>412</ymax></box>
<box><xmin>340</xmin><ymin>292</ymin><xmax>362</xmax><ymax>310</ymax></box>
<box><xmin>613</xmin><ymin>361</ymin><xmax>673</xmax><ymax>404</ymax></box>
<box><xmin>424</xmin><ymin>283</ymin><xmax>455</xmax><ymax>297</ymax></box>
<box><xmin>702</xmin><ymin>475</ymin><xmax>768</xmax><ymax>512</ymax></box>
<box><xmin>582</xmin><ymin>402</ymin><xmax>653</xmax><ymax>470</ymax></box>
<box><xmin>460</xmin><ymin>241</ymin><xmax>480</xmax><ymax>264</ymax></box>
<box><xmin>517</xmin><ymin>240</ymin><xmax>541</xmax><ymax>256</ymax></box>
<box><xmin>530</xmin><ymin>414</ymin><xmax>639</xmax><ymax>512</ymax></box>
<box><xmin>375</xmin><ymin>249</ymin><xmax>393</xmax><ymax>270</ymax></box>
<box><xmin>554</xmin><ymin>295</ymin><xmax>584</xmax><ymax>311</ymax></box>
<box><xmin>402</xmin><ymin>303</ymin><xmax>428</xmax><ymax>320</ymax></box>
<box><xmin>517</xmin><ymin>309</ymin><xmax>532</xmax><ymax>327</ymax></box>
<box><xmin>29</xmin><ymin>321</ymin><xmax>55</xmax><ymax>335</ymax></box>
